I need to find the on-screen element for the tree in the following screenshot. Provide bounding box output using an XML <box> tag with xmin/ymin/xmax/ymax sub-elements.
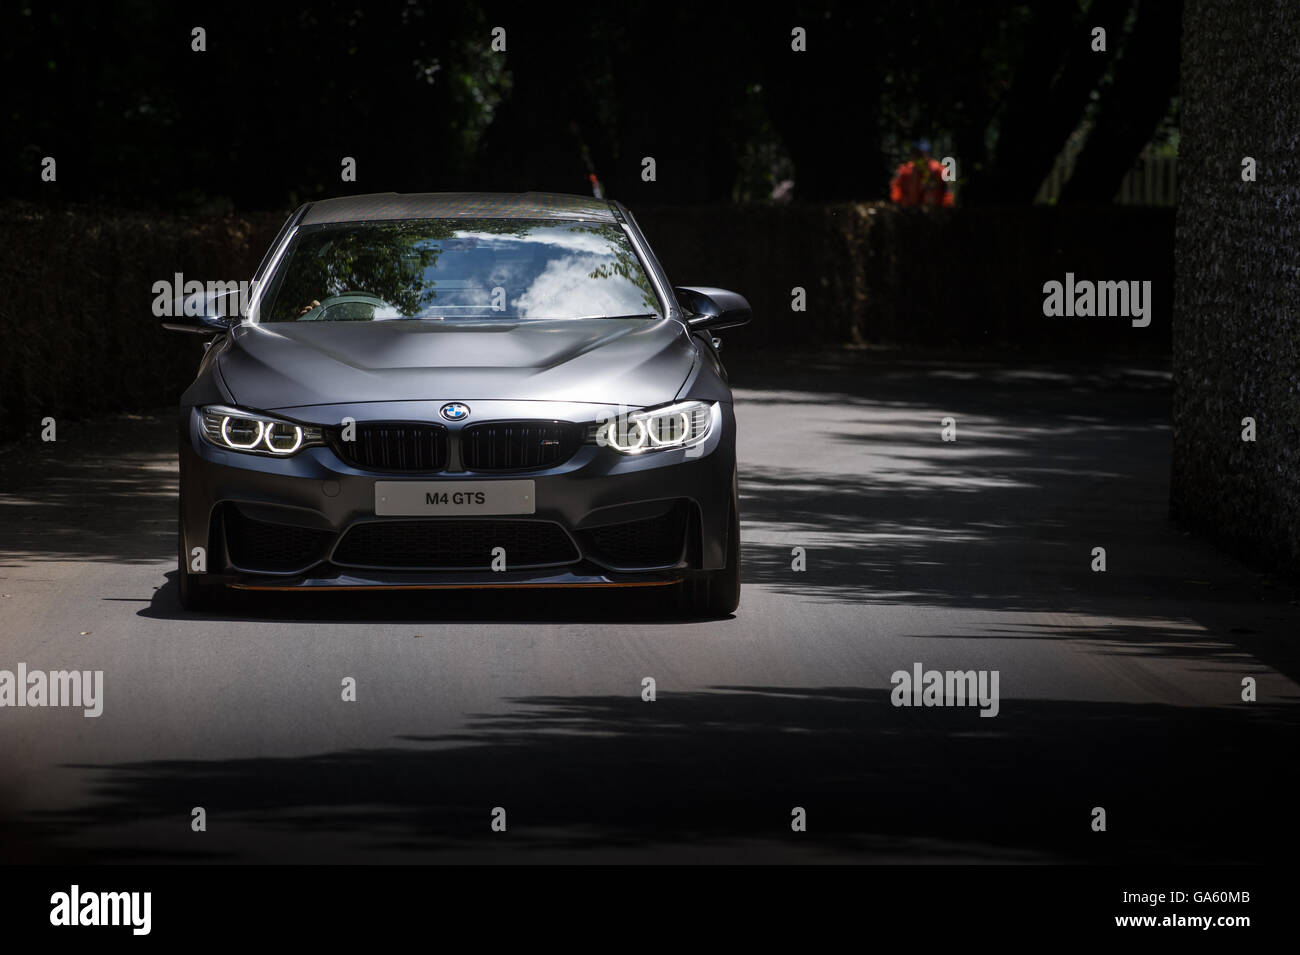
<box><xmin>963</xmin><ymin>0</ymin><xmax>1132</xmax><ymax>204</ymax></box>
<box><xmin>1058</xmin><ymin>0</ymin><xmax>1182</xmax><ymax>203</ymax></box>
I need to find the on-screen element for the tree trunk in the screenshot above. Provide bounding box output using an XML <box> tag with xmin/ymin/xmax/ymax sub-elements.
<box><xmin>1059</xmin><ymin>0</ymin><xmax>1183</xmax><ymax>204</ymax></box>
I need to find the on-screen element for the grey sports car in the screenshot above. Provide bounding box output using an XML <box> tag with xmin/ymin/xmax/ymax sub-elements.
<box><xmin>164</xmin><ymin>192</ymin><xmax>750</xmax><ymax>616</ymax></box>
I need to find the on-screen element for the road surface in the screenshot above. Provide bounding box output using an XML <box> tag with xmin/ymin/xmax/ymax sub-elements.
<box><xmin>1</xmin><ymin>349</ymin><xmax>1297</xmax><ymax>863</ymax></box>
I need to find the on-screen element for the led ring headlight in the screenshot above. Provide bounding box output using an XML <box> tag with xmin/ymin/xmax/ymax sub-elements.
<box><xmin>598</xmin><ymin>400</ymin><xmax>713</xmax><ymax>454</ymax></box>
<box><xmin>614</xmin><ymin>419</ymin><xmax>647</xmax><ymax>452</ymax></box>
<box><xmin>264</xmin><ymin>421</ymin><xmax>305</xmax><ymax>453</ymax></box>
<box><xmin>647</xmin><ymin>411</ymin><xmax>692</xmax><ymax>447</ymax></box>
<box><xmin>220</xmin><ymin>415</ymin><xmax>265</xmax><ymax>450</ymax></box>
<box><xmin>200</xmin><ymin>406</ymin><xmax>322</xmax><ymax>456</ymax></box>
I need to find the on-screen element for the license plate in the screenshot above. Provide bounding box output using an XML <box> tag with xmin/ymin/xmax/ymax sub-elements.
<box><xmin>374</xmin><ymin>480</ymin><xmax>536</xmax><ymax>516</ymax></box>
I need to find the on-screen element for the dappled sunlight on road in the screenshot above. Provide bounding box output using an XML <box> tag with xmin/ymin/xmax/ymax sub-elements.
<box><xmin>729</xmin><ymin>352</ymin><xmax>1299</xmax><ymax>685</ymax></box>
<box><xmin>0</xmin><ymin>414</ymin><xmax>176</xmax><ymax>566</ymax></box>
<box><xmin>1</xmin><ymin>352</ymin><xmax>1298</xmax><ymax>865</ymax></box>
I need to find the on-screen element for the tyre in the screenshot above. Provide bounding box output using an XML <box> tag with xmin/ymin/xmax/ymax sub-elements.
<box><xmin>679</xmin><ymin>481</ymin><xmax>741</xmax><ymax>618</ymax></box>
<box><xmin>177</xmin><ymin>501</ymin><xmax>225</xmax><ymax>612</ymax></box>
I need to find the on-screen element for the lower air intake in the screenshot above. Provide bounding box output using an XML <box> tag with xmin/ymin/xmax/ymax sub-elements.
<box><xmin>333</xmin><ymin>519</ymin><xmax>579</xmax><ymax>570</ymax></box>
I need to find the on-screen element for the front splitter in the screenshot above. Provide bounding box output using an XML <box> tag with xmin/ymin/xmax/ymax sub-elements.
<box><xmin>228</xmin><ymin>567</ymin><xmax>684</xmax><ymax>592</ymax></box>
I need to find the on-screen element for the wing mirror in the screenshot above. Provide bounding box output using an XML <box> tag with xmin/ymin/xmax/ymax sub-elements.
<box><xmin>161</xmin><ymin>286</ymin><xmax>246</xmax><ymax>335</ymax></box>
<box><xmin>675</xmin><ymin>286</ymin><xmax>752</xmax><ymax>333</ymax></box>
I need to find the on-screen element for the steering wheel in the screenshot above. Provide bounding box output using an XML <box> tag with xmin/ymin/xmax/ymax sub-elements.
<box><xmin>299</xmin><ymin>292</ymin><xmax>393</xmax><ymax>321</ymax></box>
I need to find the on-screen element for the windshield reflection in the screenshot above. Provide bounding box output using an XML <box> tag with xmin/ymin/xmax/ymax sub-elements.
<box><xmin>260</xmin><ymin>219</ymin><xmax>661</xmax><ymax>322</ymax></box>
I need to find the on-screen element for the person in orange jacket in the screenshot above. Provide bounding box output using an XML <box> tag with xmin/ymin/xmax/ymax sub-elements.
<box><xmin>890</xmin><ymin>141</ymin><xmax>954</xmax><ymax>207</ymax></box>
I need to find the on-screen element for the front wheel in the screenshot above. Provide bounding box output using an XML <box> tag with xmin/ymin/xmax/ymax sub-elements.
<box><xmin>679</xmin><ymin>482</ymin><xmax>741</xmax><ymax>618</ymax></box>
<box><xmin>177</xmin><ymin>500</ymin><xmax>226</xmax><ymax>612</ymax></box>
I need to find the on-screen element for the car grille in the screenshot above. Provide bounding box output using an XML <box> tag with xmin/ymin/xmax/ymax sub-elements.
<box><xmin>332</xmin><ymin>423</ymin><xmax>448</xmax><ymax>472</ymax></box>
<box><xmin>332</xmin><ymin>520</ymin><xmax>580</xmax><ymax>570</ymax></box>
<box><xmin>461</xmin><ymin>420</ymin><xmax>583</xmax><ymax>471</ymax></box>
<box><xmin>224</xmin><ymin>507</ymin><xmax>335</xmax><ymax>573</ymax></box>
<box><xmin>580</xmin><ymin>502</ymin><xmax>690</xmax><ymax>568</ymax></box>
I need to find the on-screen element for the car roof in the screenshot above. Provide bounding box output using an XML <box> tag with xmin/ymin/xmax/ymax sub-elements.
<box><xmin>299</xmin><ymin>191</ymin><xmax>619</xmax><ymax>226</ymax></box>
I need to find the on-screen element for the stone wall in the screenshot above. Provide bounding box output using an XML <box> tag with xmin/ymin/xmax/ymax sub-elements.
<box><xmin>1171</xmin><ymin>0</ymin><xmax>1300</xmax><ymax>574</ymax></box>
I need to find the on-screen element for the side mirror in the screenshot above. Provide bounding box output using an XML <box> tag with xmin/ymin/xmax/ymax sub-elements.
<box><xmin>675</xmin><ymin>286</ymin><xmax>752</xmax><ymax>332</ymax></box>
<box><xmin>161</xmin><ymin>287</ymin><xmax>245</xmax><ymax>335</ymax></box>
<box><xmin>162</xmin><ymin>314</ymin><xmax>238</xmax><ymax>335</ymax></box>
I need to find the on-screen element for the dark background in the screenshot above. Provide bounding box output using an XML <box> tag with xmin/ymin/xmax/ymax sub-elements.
<box><xmin>0</xmin><ymin>0</ymin><xmax>1183</xmax><ymax>429</ymax></box>
<box><xmin>1</xmin><ymin>1</ymin><xmax>1180</xmax><ymax>209</ymax></box>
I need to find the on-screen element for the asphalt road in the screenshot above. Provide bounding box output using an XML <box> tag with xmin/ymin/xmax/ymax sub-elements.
<box><xmin>1</xmin><ymin>349</ymin><xmax>1297</xmax><ymax>863</ymax></box>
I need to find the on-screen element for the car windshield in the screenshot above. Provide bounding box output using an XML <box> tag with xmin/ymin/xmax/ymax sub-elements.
<box><xmin>257</xmin><ymin>218</ymin><xmax>662</xmax><ymax>322</ymax></box>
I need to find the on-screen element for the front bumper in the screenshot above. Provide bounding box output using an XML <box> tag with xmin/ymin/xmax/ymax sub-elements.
<box><xmin>179</xmin><ymin>399</ymin><xmax>736</xmax><ymax>590</ymax></box>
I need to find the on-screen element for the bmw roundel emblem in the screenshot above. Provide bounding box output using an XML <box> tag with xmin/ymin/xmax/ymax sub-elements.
<box><xmin>440</xmin><ymin>402</ymin><xmax>470</xmax><ymax>421</ymax></box>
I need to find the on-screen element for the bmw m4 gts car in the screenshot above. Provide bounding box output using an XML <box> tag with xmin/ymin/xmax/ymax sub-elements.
<box><xmin>165</xmin><ymin>192</ymin><xmax>750</xmax><ymax>616</ymax></box>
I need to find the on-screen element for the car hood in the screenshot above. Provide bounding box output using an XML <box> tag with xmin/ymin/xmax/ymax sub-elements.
<box><xmin>216</xmin><ymin>317</ymin><xmax>696</xmax><ymax>411</ymax></box>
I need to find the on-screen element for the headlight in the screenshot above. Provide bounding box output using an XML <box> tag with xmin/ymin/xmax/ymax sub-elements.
<box><xmin>198</xmin><ymin>405</ymin><xmax>323</xmax><ymax>456</ymax></box>
<box><xmin>594</xmin><ymin>400</ymin><xmax>714</xmax><ymax>454</ymax></box>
